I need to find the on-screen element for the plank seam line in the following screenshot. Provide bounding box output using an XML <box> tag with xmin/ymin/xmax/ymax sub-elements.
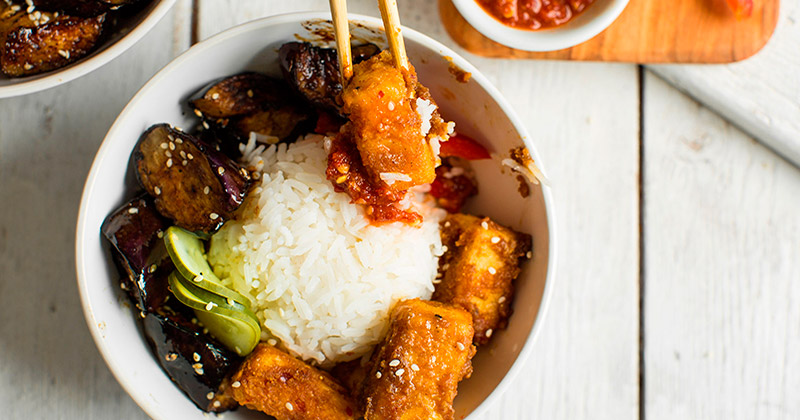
<box><xmin>190</xmin><ymin>0</ymin><xmax>199</xmax><ymax>46</ymax></box>
<box><xmin>637</xmin><ymin>64</ymin><xmax>646</xmax><ymax>420</ymax></box>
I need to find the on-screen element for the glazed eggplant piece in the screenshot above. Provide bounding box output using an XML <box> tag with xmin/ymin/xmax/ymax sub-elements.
<box><xmin>143</xmin><ymin>307</ymin><xmax>241</xmax><ymax>413</ymax></box>
<box><xmin>190</xmin><ymin>72</ymin><xmax>290</xmax><ymax>119</ymax></box>
<box><xmin>31</xmin><ymin>0</ymin><xmax>112</xmax><ymax>16</ymax></box>
<box><xmin>279</xmin><ymin>42</ymin><xmax>380</xmax><ymax>113</ymax></box>
<box><xmin>0</xmin><ymin>4</ymin><xmax>105</xmax><ymax>77</ymax></box>
<box><xmin>134</xmin><ymin>124</ymin><xmax>251</xmax><ymax>233</ymax></box>
<box><xmin>101</xmin><ymin>194</ymin><xmax>172</xmax><ymax>313</ymax></box>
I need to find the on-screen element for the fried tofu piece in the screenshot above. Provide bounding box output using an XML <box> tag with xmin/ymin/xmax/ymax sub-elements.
<box><xmin>361</xmin><ymin>299</ymin><xmax>475</xmax><ymax>420</ymax></box>
<box><xmin>342</xmin><ymin>50</ymin><xmax>437</xmax><ymax>191</ymax></box>
<box><xmin>433</xmin><ymin>214</ymin><xmax>532</xmax><ymax>345</ymax></box>
<box><xmin>229</xmin><ymin>344</ymin><xmax>358</xmax><ymax>420</ymax></box>
<box><xmin>0</xmin><ymin>3</ymin><xmax>105</xmax><ymax>77</ymax></box>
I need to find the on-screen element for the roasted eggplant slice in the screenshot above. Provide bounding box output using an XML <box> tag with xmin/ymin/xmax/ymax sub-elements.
<box><xmin>31</xmin><ymin>0</ymin><xmax>111</xmax><ymax>16</ymax></box>
<box><xmin>278</xmin><ymin>42</ymin><xmax>380</xmax><ymax>113</ymax></box>
<box><xmin>0</xmin><ymin>7</ymin><xmax>105</xmax><ymax>77</ymax></box>
<box><xmin>231</xmin><ymin>105</ymin><xmax>310</xmax><ymax>141</ymax></box>
<box><xmin>134</xmin><ymin>124</ymin><xmax>251</xmax><ymax>233</ymax></box>
<box><xmin>143</xmin><ymin>308</ymin><xmax>241</xmax><ymax>413</ymax></box>
<box><xmin>101</xmin><ymin>194</ymin><xmax>172</xmax><ymax>313</ymax></box>
<box><xmin>190</xmin><ymin>72</ymin><xmax>291</xmax><ymax>119</ymax></box>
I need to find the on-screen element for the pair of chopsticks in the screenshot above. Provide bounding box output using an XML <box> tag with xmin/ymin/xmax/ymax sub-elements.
<box><xmin>329</xmin><ymin>0</ymin><xmax>408</xmax><ymax>84</ymax></box>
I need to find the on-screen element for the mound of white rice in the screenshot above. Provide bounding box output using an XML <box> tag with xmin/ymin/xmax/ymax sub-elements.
<box><xmin>208</xmin><ymin>134</ymin><xmax>446</xmax><ymax>365</ymax></box>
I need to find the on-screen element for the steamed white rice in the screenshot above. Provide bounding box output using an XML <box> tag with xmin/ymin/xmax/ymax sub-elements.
<box><xmin>208</xmin><ymin>134</ymin><xmax>446</xmax><ymax>365</ymax></box>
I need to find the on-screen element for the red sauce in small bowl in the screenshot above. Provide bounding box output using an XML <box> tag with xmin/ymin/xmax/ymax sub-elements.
<box><xmin>477</xmin><ymin>0</ymin><xmax>597</xmax><ymax>30</ymax></box>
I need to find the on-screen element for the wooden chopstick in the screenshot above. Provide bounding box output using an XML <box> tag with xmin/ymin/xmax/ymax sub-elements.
<box><xmin>329</xmin><ymin>0</ymin><xmax>353</xmax><ymax>82</ymax></box>
<box><xmin>377</xmin><ymin>0</ymin><xmax>409</xmax><ymax>70</ymax></box>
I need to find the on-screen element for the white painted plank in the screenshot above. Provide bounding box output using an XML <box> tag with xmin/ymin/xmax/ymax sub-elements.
<box><xmin>196</xmin><ymin>2</ymin><xmax>642</xmax><ymax>419</ymax></box>
<box><xmin>644</xmin><ymin>72</ymin><xmax>800</xmax><ymax>420</ymax></box>
<box><xmin>0</xmin><ymin>3</ymin><xmax>191</xmax><ymax>419</ymax></box>
<box><xmin>648</xmin><ymin>0</ymin><xmax>800</xmax><ymax>167</ymax></box>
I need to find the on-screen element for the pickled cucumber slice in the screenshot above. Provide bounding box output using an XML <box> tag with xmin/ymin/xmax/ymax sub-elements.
<box><xmin>168</xmin><ymin>271</ymin><xmax>261</xmax><ymax>356</ymax></box>
<box><xmin>164</xmin><ymin>226</ymin><xmax>251</xmax><ymax>309</ymax></box>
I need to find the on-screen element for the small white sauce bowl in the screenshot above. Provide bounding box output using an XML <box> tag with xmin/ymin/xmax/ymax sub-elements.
<box><xmin>452</xmin><ymin>0</ymin><xmax>630</xmax><ymax>51</ymax></box>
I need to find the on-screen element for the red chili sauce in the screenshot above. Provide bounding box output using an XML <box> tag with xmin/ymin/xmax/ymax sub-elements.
<box><xmin>477</xmin><ymin>0</ymin><xmax>597</xmax><ymax>30</ymax></box>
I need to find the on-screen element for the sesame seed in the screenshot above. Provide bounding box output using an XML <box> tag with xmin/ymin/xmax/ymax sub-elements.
<box><xmin>187</xmin><ymin>153</ymin><xmax>193</xmax><ymax>160</ymax></box>
<box><xmin>148</xmin><ymin>264</ymin><xmax>157</xmax><ymax>273</ymax></box>
<box><xmin>202</xmin><ymin>121</ymin><xmax>210</xmax><ymax>129</ymax></box>
<box><xmin>194</xmin><ymin>109</ymin><xmax>203</xmax><ymax>117</ymax></box>
<box><xmin>486</xmin><ymin>329</ymin><xmax>494</xmax><ymax>337</ymax></box>
<box><xmin>444</xmin><ymin>221</ymin><xmax>451</xmax><ymax>228</ymax></box>
<box><xmin>213</xmin><ymin>401</ymin><xmax>221</xmax><ymax>408</ymax></box>
<box><xmin>166</xmin><ymin>158</ymin><xmax>173</xmax><ymax>167</ymax></box>
<box><xmin>267</xmin><ymin>338</ymin><xmax>277</xmax><ymax>346</ymax></box>
<box><xmin>441</xmin><ymin>245</ymin><xmax>448</xmax><ymax>253</ymax></box>
<box><xmin>526</xmin><ymin>251</ymin><xmax>533</xmax><ymax>259</ymax></box>
<box><xmin>481</xmin><ymin>221</ymin><xmax>489</xmax><ymax>229</ymax></box>
<box><xmin>246</xmin><ymin>89</ymin><xmax>254</xmax><ymax>98</ymax></box>
<box><xmin>389</xmin><ymin>359</ymin><xmax>400</xmax><ymax>367</ymax></box>
<box><xmin>395</xmin><ymin>368</ymin><xmax>405</xmax><ymax>376</ymax></box>
<box><xmin>167</xmin><ymin>134</ymin><xmax>174</xmax><ymax>141</ymax></box>
<box><xmin>157</xmin><ymin>230</ymin><xmax>164</xmax><ymax>238</ymax></box>
<box><xmin>218</xmin><ymin>167</ymin><xmax>225</xmax><ymax>175</ymax></box>
<box><xmin>206</xmin><ymin>392</ymin><xmax>214</xmax><ymax>400</ymax></box>
<box><xmin>457</xmin><ymin>342</ymin><xmax>465</xmax><ymax>351</ymax></box>
<box><xmin>203</xmin><ymin>186</ymin><xmax>210</xmax><ymax>195</ymax></box>
<box><xmin>498</xmin><ymin>296</ymin><xmax>506</xmax><ymax>303</ymax></box>
<box><xmin>388</xmin><ymin>101</ymin><xmax>395</xmax><ymax>111</ymax></box>
<box><xmin>182</xmin><ymin>160</ymin><xmax>188</xmax><ymax>166</ymax></box>
<box><xmin>442</xmin><ymin>264</ymin><xmax>450</xmax><ymax>270</ymax></box>
<box><xmin>205</xmin><ymin>302</ymin><xmax>216</xmax><ymax>311</ymax></box>
<box><xmin>488</xmin><ymin>267</ymin><xmax>497</xmax><ymax>275</ymax></box>
<box><xmin>160</xmin><ymin>142</ymin><xmax>168</xmax><ymax>149</ymax></box>
<box><xmin>193</xmin><ymin>275</ymin><xmax>203</xmax><ymax>282</ymax></box>
<box><xmin>209</xmin><ymin>213</ymin><xmax>219</xmax><ymax>220</ymax></box>
<box><xmin>175</xmin><ymin>138</ymin><xmax>183</xmax><ymax>144</ymax></box>
<box><xmin>211</xmin><ymin>93</ymin><xmax>220</xmax><ymax>100</ymax></box>
<box><xmin>411</xmin><ymin>364</ymin><xmax>420</xmax><ymax>371</ymax></box>
<box><xmin>232</xmin><ymin>381</ymin><xmax>241</xmax><ymax>388</ymax></box>
<box><xmin>57</xmin><ymin>49</ymin><xmax>69</xmax><ymax>59</ymax></box>
<box><xmin>154</xmin><ymin>186</ymin><xmax>161</xmax><ymax>195</ymax></box>
<box><xmin>491</xmin><ymin>236</ymin><xmax>500</xmax><ymax>244</ymax></box>
<box><xmin>165</xmin><ymin>353</ymin><xmax>177</xmax><ymax>361</ymax></box>
<box><xmin>431</xmin><ymin>356</ymin><xmax>436</xmax><ymax>363</ymax></box>
<box><xmin>285</xmin><ymin>402</ymin><xmax>293</xmax><ymax>411</ymax></box>
<box><xmin>432</xmin><ymin>278</ymin><xmax>441</xmax><ymax>284</ymax></box>
<box><xmin>128</xmin><ymin>207</ymin><xmax>138</xmax><ymax>214</ymax></box>
<box><xmin>165</xmin><ymin>151</ymin><xmax>172</xmax><ymax>158</ymax></box>
<box><xmin>179</xmin><ymin>150</ymin><xmax>186</xmax><ymax>158</ymax></box>
<box><xmin>193</xmin><ymin>352</ymin><xmax>201</xmax><ymax>362</ymax></box>
<box><xmin>169</xmin><ymin>141</ymin><xmax>175</xmax><ymax>150</ymax></box>
<box><xmin>23</xmin><ymin>63</ymin><xmax>33</xmax><ymax>70</ymax></box>
<box><xmin>192</xmin><ymin>363</ymin><xmax>204</xmax><ymax>375</ymax></box>
<box><xmin>336</xmin><ymin>175</ymin><xmax>347</xmax><ymax>184</ymax></box>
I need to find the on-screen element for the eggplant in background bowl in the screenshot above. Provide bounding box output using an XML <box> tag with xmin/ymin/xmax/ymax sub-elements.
<box><xmin>76</xmin><ymin>12</ymin><xmax>555</xmax><ymax>419</ymax></box>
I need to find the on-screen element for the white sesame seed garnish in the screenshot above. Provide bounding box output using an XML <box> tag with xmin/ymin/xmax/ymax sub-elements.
<box><xmin>395</xmin><ymin>368</ymin><xmax>405</xmax><ymax>377</ymax></box>
<box><xmin>148</xmin><ymin>264</ymin><xmax>157</xmax><ymax>273</ymax></box>
<box><xmin>267</xmin><ymin>338</ymin><xmax>277</xmax><ymax>346</ymax></box>
<box><xmin>203</xmin><ymin>186</ymin><xmax>210</xmax><ymax>195</ymax></box>
<box><xmin>194</xmin><ymin>109</ymin><xmax>203</xmax><ymax>117</ymax></box>
<box><xmin>165</xmin><ymin>151</ymin><xmax>172</xmax><ymax>158</ymax></box>
<box><xmin>23</xmin><ymin>63</ymin><xmax>33</xmax><ymax>70</ymax></box>
<box><xmin>193</xmin><ymin>275</ymin><xmax>203</xmax><ymax>282</ymax></box>
<box><xmin>211</xmin><ymin>93</ymin><xmax>220</xmax><ymax>100</ymax></box>
<box><xmin>202</xmin><ymin>121</ymin><xmax>210</xmax><ymax>129</ymax></box>
<box><xmin>231</xmin><ymin>381</ymin><xmax>241</xmax><ymax>388</ymax></box>
<box><xmin>246</xmin><ymin>89</ymin><xmax>254</xmax><ymax>98</ymax></box>
<box><xmin>441</xmin><ymin>245</ymin><xmax>448</xmax><ymax>253</ymax></box>
<box><xmin>160</xmin><ymin>142</ymin><xmax>168</xmax><ymax>149</ymax></box>
<box><xmin>169</xmin><ymin>141</ymin><xmax>175</xmax><ymax>150</ymax></box>
<box><xmin>481</xmin><ymin>221</ymin><xmax>489</xmax><ymax>229</ymax></box>
<box><xmin>442</xmin><ymin>263</ymin><xmax>450</xmax><ymax>270</ymax></box>
<box><xmin>182</xmin><ymin>160</ymin><xmax>188</xmax><ymax>166</ymax></box>
<box><xmin>157</xmin><ymin>230</ymin><xmax>164</xmax><ymax>238</ymax></box>
<box><xmin>526</xmin><ymin>251</ymin><xmax>533</xmax><ymax>259</ymax></box>
<box><xmin>205</xmin><ymin>302</ymin><xmax>216</xmax><ymax>311</ymax></box>
<box><xmin>206</xmin><ymin>392</ymin><xmax>214</xmax><ymax>400</ymax></box>
<box><xmin>488</xmin><ymin>267</ymin><xmax>497</xmax><ymax>275</ymax></box>
<box><xmin>166</xmin><ymin>158</ymin><xmax>173</xmax><ymax>167</ymax></box>
<box><xmin>218</xmin><ymin>167</ymin><xmax>225</xmax><ymax>175</ymax></box>
<box><xmin>167</xmin><ymin>134</ymin><xmax>175</xmax><ymax>141</ymax></box>
<box><xmin>389</xmin><ymin>359</ymin><xmax>400</xmax><ymax>367</ymax></box>
<box><xmin>57</xmin><ymin>49</ymin><xmax>69</xmax><ymax>59</ymax></box>
<box><xmin>285</xmin><ymin>402</ymin><xmax>293</xmax><ymax>411</ymax></box>
<box><xmin>187</xmin><ymin>153</ymin><xmax>194</xmax><ymax>160</ymax></box>
<box><xmin>213</xmin><ymin>401</ymin><xmax>221</xmax><ymax>408</ymax></box>
<box><xmin>457</xmin><ymin>342</ymin><xmax>465</xmax><ymax>351</ymax></box>
<box><xmin>444</xmin><ymin>221</ymin><xmax>451</xmax><ymax>228</ymax></box>
<box><xmin>491</xmin><ymin>236</ymin><xmax>500</xmax><ymax>244</ymax></box>
<box><xmin>388</xmin><ymin>101</ymin><xmax>395</xmax><ymax>111</ymax></box>
<box><xmin>209</xmin><ymin>213</ymin><xmax>219</xmax><ymax>220</ymax></box>
<box><xmin>175</xmin><ymin>138</ymin><xmax>183</xmax><ymax>144</ymax></box>
<box><xmin>193</xmin><ymin>352</ymin><xmax>201</xmax><ymax>362</ymax></box>
<box><xmin>498</xmin><ymin>296</ymin><xmax>506</xmax><ymax>303</ymax></box>
<box><xmin>154</xmin><ymin>186</ymin><xmax>161</xmax><ymax>195</ymax></box>
<box><xmin>192</xmin><ymin>363</ymin><xmax>204</xmax><ymax>375</ymax></box>
<box><xmin>128</xmin><ymin>207</ymin><xmax>138</xmax><ymax>214</ymax></box>
<box><xmin>165</xmin><ymin>353</ymin><xmax>177</xmax><ymax>362</ymax></box>
<box><xmin>431</xmin><ymin>356</ymin><xmax>436</xmax><ymax>363</ymax></box>
<box><xmin>179</xmin><ymin>150</ymin><xmax>186</xmax><ymax>158</ymax></box>
<box><xmin>486</xmin><ymin>329</ymin><xmax>494</xmax><ymax>337</ymax></box>
<box><xmin>411</xmin><ymin>364</ymin><xmax>420</xmax><ymax>371</ymax></box>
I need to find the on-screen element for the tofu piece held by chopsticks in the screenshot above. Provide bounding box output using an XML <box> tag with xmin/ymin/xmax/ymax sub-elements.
<box><xmin>361</xmin><ymin>299</ymin><xmax>475</xmax><ymax>420</ymax></box>
<box><xmin>433</xmin><ymin>213</ymin><xmax>532</xmax><ymax>345</ymax></box>
<box><xmin>228</xmin><ymin>344</ymin><xmax>357</xmax><ymax>420</ymax></box>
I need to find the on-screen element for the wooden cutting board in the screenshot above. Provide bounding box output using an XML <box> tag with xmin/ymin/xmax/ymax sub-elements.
<box><xmin>439</xmin><ymin>0</ymin><xmax>780</xmax><ymax>63</ymax></box>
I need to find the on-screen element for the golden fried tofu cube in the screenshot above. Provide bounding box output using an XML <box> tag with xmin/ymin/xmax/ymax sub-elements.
<box><xmin>229</xmin><ymin>344</ymin><xmax>357</xmax><ymax>420</ymax></box>
<box><xmin>433</xmin><ymin>213</ymin><xmax>532</xmax><ymax>345</ymax></box>
<box><xmin>361</xmin><ymin>299</ymin><xmax>475</xmax><ymax>420</ymax></box>
<box><xmin>0</xmin><ymin>4</ymin><xmax>105</xmax><ymax>77</ymax></box>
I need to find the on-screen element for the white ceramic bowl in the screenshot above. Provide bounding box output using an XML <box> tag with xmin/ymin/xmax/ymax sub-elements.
<box><xmin>76</xmin><ymin>12</ymin><xmax>556</xmax><ymax>420</ymax></box>
<box><xmin>452</xmin><ymin>0</ymin><xmax>629</xmax><ymax>51</ymax></box>
<box><xmin>0</xmin><ymin>0</ymin><xmax>175</xmax><ymax>98</ymax></box>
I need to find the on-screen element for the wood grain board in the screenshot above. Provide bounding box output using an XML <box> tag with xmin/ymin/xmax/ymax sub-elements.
<box><xmin>439</xmin><ymin>0</ymin><xmax>780</xmax><ymax>63</ymax></box>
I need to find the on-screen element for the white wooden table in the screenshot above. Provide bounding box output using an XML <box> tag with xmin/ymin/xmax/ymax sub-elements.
<box><xmin>1</xmin><ymin>1</ymin><xmax>798</xmax><ymax>419</ymax></box>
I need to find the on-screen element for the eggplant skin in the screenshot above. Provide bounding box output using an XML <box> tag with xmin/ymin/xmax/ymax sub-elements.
<box><xmin>279</xmin><ymin>42</ymin><xmax>380</xmax><ymax>113</ymax></box>
<box><xmin>134</xmin><ymin>124</ymin><xmax>251</xmax><ymax>233</ymax></box>
<box><xmin>143</xmin><ymin>308</ymin><xmax>240</xmax><ymax>413</ymax></box>
<box><xmin>190</xmin><ymin>72</ymin><xmax>292</xmax><ymax>119</ymax></box>
<box><xmin>1</xmin><ymin>10</ymin><xmax>105</xmax><ymax>77</ymax></box>
<box><xmin>31</xmin><ymin>0</ymin><xmax>112</xmax><ymax>16</ymax></box>
<box><xmin>101</xmin><ymin>194</ymin><xmax>172</xmax><ymax>313</ymax></box>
